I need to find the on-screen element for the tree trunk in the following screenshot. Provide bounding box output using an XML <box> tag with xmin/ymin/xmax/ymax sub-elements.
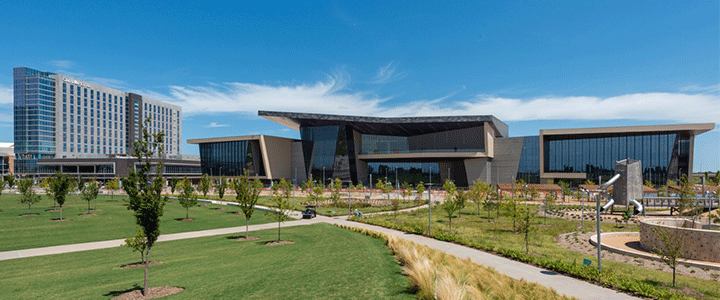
<box><xmin>525</xmin><ymin>230</ymin><xmax>529</xmax><ymax>254</ymax></box>
<box><xmin>60</xmin><ymin>206</ymin><xmax>63</xmax><ymax>221</ymax></box>
<box><xmin>672</xmin><ymin>267</ymin><xmax>676</xmax><ymax>286</ymax></box>
<box><xmin>277</xmin><ymin>220</ymin><xmax>281</xmax><ymax>241</ymax></box>
<box><xmin>88</xmin><ymin>201</ymin><xmax>91</xmax><ymax>214</ymax></box>
<box><xmin>144</xmin><ymin>244</ymin><xmax>151</xmax><ymax>296</ymax></box>
<box><xmin>28</xmin><ymin>204</ymin><xmax>31</xmax><ymax>215</ymax></box>
<box><xmin>246</xmin><ymin>217</ymin><xmax>249</xmax><ymax>239</ymax></box>
<box><xmin>186</xmin><ymin>207</ymin><xmax>189</xmax><ymax>219</ymax></box>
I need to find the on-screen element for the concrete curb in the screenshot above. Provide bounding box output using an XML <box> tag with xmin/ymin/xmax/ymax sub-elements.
<box><xmin>589</xmin><ymin>232</ymin><xmax>720</xmax><ymax>271</ymax></box>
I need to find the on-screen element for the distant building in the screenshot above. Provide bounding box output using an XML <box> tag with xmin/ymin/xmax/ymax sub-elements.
<box><xmin>0</xmin><ymin>142</ymin><xmax>14</xmax><ymax>175</ymax></box>
<box><xmin>13</xmin><ymin>67</ymin><xmax>193</xmax><ymax>178</ymax></box>
<box><xmin>190</xmin><ymin>111</ymin><xmax>714</xmax><ymax>187</ymax></box>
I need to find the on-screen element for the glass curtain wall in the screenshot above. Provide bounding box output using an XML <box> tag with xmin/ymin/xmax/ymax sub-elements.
<box><xmin>543</xmin><ymin>133</ymin><xmax>689</xmax><ymax>185</ymax></box>
<box><xmin>13</xmin><ymin>67</ymin><xmax>57</xmax><ymax>173</ymax></box>
<box><xmin>367</xmin><ymin>162</ymin><xmax>440</xmax><ymax>187</ymax></box>
<box><xmin>516</xmin><ymin>136</ymin><xmax>540</xmax><ymax>183</ymax></box>
<box><xmin>199</xmin><ymin>141</ymin><xmax>263</xmax><ymax>176</ymax></box>
<box><xmin>301</xmin><ymin>125</ymin><xmax>356</xmax><ymax>183</ymax></box>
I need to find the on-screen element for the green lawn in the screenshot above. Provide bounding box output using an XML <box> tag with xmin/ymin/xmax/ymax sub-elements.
<box><xmin>0</xmin><ymin>224</ymin><xmax>414</xmax><ymax>299</ymax></box>
<box><xmin>200</xmin><ymin>194</ymin><xmax>425</xmax><ymax>216</ymax></box>
<box><xmin>358</xmin><ymin>204</ymin><xmax>720</xmax><ymax>299</ymax></box>
<box><xmin>0</xmin><ymin>194</ymin><xmax>274</xmax><ymax>251</ymax></box>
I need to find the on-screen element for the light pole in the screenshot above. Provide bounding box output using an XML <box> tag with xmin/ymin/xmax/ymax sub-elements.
<box><xmin>322</xmin><ymin>167</ymin><xmax>326</xmax><ymax>187</ymax></box>
<box><xmin>425</xmin><ymin>183</ymin><xmax>436</xmax><ymax>233</ymax></box>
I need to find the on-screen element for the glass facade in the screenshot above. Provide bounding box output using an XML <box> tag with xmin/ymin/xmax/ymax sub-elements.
<box><xmin>361</xmin><ymin>134</ymin><xmax>409</xmax><ymax>154</ymax></box>
<box><xmin>367</xmin><ymin>162</ymin><xmax>440</xmax><ymax>186</ymax></box>
<box><xmin>14</xmin><ymin>67</ymin><xmax>57</xmax><ymax>173</ymax></box>
<box><xmin>199</xmin><ymin>140</ymin><xmax>264</xmax><ymax>176</ymax></box>
<box><xmin>543</xmin><ymin>133</ymin><xmax>690</xmax><ymax>185</ymax></box>
<box><xmin>516</xmin><ymin>136</ymin><xmax>540</xmax><ymax>183</ymax></box>
<box><xmin>301</xmin><ymin>125</ymin><xmax>357</xmax><ymax>183</ymax></box>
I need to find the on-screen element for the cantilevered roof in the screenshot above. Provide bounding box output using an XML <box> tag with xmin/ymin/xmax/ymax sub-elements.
<box><xmin>258</xmin><ymin>110</ymin><xmax>509</xmax><ymax>137</ymax></box>
<box><xmin>540</xmin><ymin>123</ymin><xmax>715</xmax><ymax>139</ymax></box>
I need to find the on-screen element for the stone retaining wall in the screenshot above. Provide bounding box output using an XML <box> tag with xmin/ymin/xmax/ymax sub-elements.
<box><xmin>639</xmin><ymin>218</ymin><xmax>720</xmax><ymax>263</ymax></box>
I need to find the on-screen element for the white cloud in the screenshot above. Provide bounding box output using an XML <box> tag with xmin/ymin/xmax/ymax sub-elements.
<box><xmin>207</xmin><ymin>122</ymin><xmax>229</xmax><ymax>128</ymax></box>
<box><xmin>0</xmin><ymin>85</ymin><xmax>12</xmax><ymax>104</ymax></box>
<box><xmin>49</xmin><ymin>60</ymin><xmax>74</xmax><ymax>69</ymax></box>
<box><xmin>58</xmin><ymin>71</ymin><xmax>128</xmax><ymax>90</ymax></box>
<box><xmin>681</xmin><ymin>84</ymin><xmax>720</xmax><ymax>93</ymax></box>
<box><xmin>371</xmin><ymin>61</ymin><xmax>407</xmax><ymax>84</ymax></box>
<box><xmin>134</xmin><ymin>73</ymin><xmax>719</xmax><ymax>126</ymax></box>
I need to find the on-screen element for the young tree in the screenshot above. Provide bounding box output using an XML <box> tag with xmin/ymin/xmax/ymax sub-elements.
<box><xmin>303</xmin><ymin>179</ymin><xmax>323</xmax><ymax>206</ymax></box>
<box><xmin>442</xmin><ymin>187</ymin><xmax>466</xmax><ymax>232</ymax></box>
<box><xmin>81</xmin><ymin>179</ymin><xmax>99</xmax><ymax>214</ymax></box>
<box><xmin>516</xmin><ymin>206</ymin><xmax>537</xmax><ymax>254</ymax></box>
<box><xmin>106</xmin><ymin>178</ymin><xmax>120</xmax><ymax>202</ymax></box>
<box><xmin>267</xmin><ymin>178</ymin><xmax>293</xmax><ymax>241</ymax></box>
<box><xmin>197</xmin><ymin>173</ymin><xmax>211</xmax><ymax>198</ymax></box>
<box><xmin>377</xmin><ymin>179</ymin><xmax>398</xmax><ymax>214</ymax></box>
<box><xmin>528</xmin><ymin>187</ymin><xmax>540</xmax><ymax>202</ymax></box>
<box><xmin>47</xmin><ymin>173</ymin><xmax>73</xmax><ymax>220</ymax></box>
<box><xmin>676</xmin><ymin>174</ymin><xmax>698</xmax><ymax>220</ymax></box>
<box><xmin>168</xmin><ymin>178</ymin><xmax>179</xmax><ymax>196</ymax></box>
<box><xmin>329</xmin><ymin>178</ymin><xmax>342</xmax><ymax>207</ymax></box>
<box><xmin>652</xmin><ymin>227</ymin><xmax>685</xmax><ymax>286</ymax></box>
<box><xmin>542</xmin><ymin>191</ymin><xmax>557</xmax><ymax>223</ymax></box>
<box><xmin>123</xmin><ymin>230</ymin><xmax>148</xmax><ymax>264</ymax></box>
<box><xmin>468</xmin><ymin>179</ymin><xmax>490</xmax><ymax>215</ymax></box>
<box><xmin>4</xmin><ymin>174</ymin><xmax>15</xmax><ymax>190</ymax></box>
<box><xmin>558</xmin><ymin>180</ymin><xmax>570</xmax><ymax>202</ymax></box>
<box><xmin>400</xmin><ymin>181</ymin><xmax>413</xmax><ymax>201</ymax></box>
<box><xmin>177</xmin><ymin>178</ymin><xmax>198</xmax><ymax>220</ymax></box>
<box><xmin>414</xmin><ymin>182</ymin><xmax>425</xmax><ymax>201</ymax></box>
<box><xmin>18</xmin><ymin>178</ymin><xmax>41</xmax><ymax>215</ymax></box>
<box><xmin>233</xmin><ymin>170</ymin><xmax>263</xmax><ymax>239</ymax></box>
<box><xmin>121</xmin><ymin>117</ymin><xmax>168</xmax><ymax>296</ymax></box>
<box><xmin>216</xmin><ymin>175</ymin><xmax>228</xmax><ymax>200</ymax></box>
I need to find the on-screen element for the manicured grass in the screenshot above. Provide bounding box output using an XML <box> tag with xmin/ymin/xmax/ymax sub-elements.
<box><xmin>0</xmin><ymin>193</ymin><xmax>274</xmax><ymax>251</ymax></box>
<box><xmin>357</xmin><ymin>204</ymin><xmax>720</xmax><ymax>299</ymax></box>
<box><xmin>0</xmin><ymin>224</ymin><xmax>414</xmax><ymax>299</ymax></box>
<box><xmin>201</xmin><ymin>194</ymin><xmax>424</xmax><ymax>216</ymax></box>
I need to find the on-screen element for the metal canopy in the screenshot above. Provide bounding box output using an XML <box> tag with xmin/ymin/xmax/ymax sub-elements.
<box><xmin>258</xmin><ymin>110</ymin><xmax>509</xmax><ymax>137</ymax></box>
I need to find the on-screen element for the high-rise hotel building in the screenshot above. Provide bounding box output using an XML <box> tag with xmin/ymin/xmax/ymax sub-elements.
<box><xmin>13</xmin><ymin>67</ymin><xmax>182</xmax><ymax>174</ymax></box>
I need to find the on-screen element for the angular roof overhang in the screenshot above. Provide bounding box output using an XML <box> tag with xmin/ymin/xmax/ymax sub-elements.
<box><xmin>540</xmin><ymin>123</ymin><xmax>715</xmax><ymax>140</ymax></box>
<box><xmin>258</xmin><ymin>110</ymin><xmax>509</xmax><ymax>137</ymax></box>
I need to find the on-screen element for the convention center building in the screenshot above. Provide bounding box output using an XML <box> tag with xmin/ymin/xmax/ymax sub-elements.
<box><xmin>188</xmin><ymin>111</ymin><xmax>714</xmax><ymax>187</ymax></box>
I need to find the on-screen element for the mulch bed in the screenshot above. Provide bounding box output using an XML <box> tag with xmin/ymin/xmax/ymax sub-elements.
<box><xmin>177</xmin><ymin>218</ymin><xmax>195</xmax><ymax>222</ymax></box>
<box><xmin>19</xmin><ymin>213</ymin><xmax>39</xmax><ymax>216</ymax></box>
<box><xmin>46</xmin><ymin>209</ymin><xmax>61</xmax><ymax>212</ymax></box>
<box><xmin>211</xmin><ymin>208</ymin><xmax>227</xmax><ymax>211</ymax></box>
<box><xmin>120</xmin><ymin>261</ymin><xmax>164</xmax><ymax>269</ymax></box>
<box><xmin>79</xmin><ymin>213</ymin><xmax>97</xmax><ymax>216</ymax></box>
<box><xmin>50</xmin><ymin>218</ymin><xmax>71</xmax><ymax>222</ymax></box>
<box><xmin>265</xmin><ymin>240</ymin><xmax>295</xmax><ymax>246</ymax></box>
<box><xmin>234</xmin><ymin>237</ymin><xmax>260</xmax><ymax>242</ymax></box>
<box><xmin>110</xmin><ymin>286</ymin><xmax>184</xmax><ymax>300</ymax></box>
<box><xmin>232</xmin><ymin>212</ymin><xmax>244</xmax><ymax>215</ymax></box>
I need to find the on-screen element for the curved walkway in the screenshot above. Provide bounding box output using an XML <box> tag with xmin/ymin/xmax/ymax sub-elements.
<box><xmin>0</xmin><ymin>209</ymin><xmax>638</xmax><ymax>300</ymax></box>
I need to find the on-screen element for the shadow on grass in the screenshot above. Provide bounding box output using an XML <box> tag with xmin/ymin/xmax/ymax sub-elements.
<box><xmin>103</xmin><ymin>284</ymin><xmax>141</xmax><ymax>297</ymax></box>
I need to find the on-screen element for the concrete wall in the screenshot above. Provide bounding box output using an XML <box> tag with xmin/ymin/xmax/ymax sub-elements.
<box><xmin>640</xmin><ymin>218</ymin><xmax>720</xmax><ymax>263</ymax></box>
<box><xmin>260</xmin><ymin>136</ymin><xmax>294</xmax><ymax>180</ymax></box>
<box><xmin>290</xmin><ymin>141</ymin><xmax>308</xmax><ymax>185</ymax></box>
<box><xmin>464</xmin><ymin>158</ymin><xmax>490</xmax><ymax>185</ymax></box>
<box><xmin>491</xmin><ymin>137</ymin><xmax>524</xmax><ymax>184</ymax></box>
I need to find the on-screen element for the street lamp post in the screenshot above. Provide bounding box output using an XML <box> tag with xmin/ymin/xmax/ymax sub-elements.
<box><xmin>425</xmin><ymin>183</ymin><xmax>436</xmax><ymax>233</ymax></box>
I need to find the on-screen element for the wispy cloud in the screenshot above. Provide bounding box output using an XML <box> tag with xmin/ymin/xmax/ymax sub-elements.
<box><xmin>206</xmin><ymin>122</ymin><xmax>229</xmax><ymax>128</ymax></box>
<box><xmin>49</xmin><ymin>60</ymin><xmax>74</xmax><ymax>69</ymax></box>
<box><xmin>58</xmin><ymin>71</ymin><xmax>128</xmax><ymax>90</ymax></box>
<box><xmin>0</xmin><ymin>85</ymin><xmax>12</xmax><ymax>104</ymax></box>
<box><xmin>371</xmin><ymin>61</ymin><xmax>407</xmax><ymax>84</ymax></box>
<box><xmin>135</xmin><ymin>72</ymin><xmax>719</xmax><ymax>126</ymax></box>
<box><xmin>681</xmin><ymin>84</ymin><xmax>720</xmax><ymax>93</ymax></box>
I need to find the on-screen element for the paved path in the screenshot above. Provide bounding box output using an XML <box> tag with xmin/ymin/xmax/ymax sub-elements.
<box><xmin>0</xmin><ymin>204</ymin><xmax>638</xmax><ymax>300</ymax></box>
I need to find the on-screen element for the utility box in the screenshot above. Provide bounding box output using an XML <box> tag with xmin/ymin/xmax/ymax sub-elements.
<box><xmin>613</xmin><ymin>158</ymin><xmax>643</xmax><ymax>208</ymax></box>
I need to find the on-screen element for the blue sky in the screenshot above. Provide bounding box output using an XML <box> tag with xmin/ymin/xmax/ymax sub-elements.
<box><xmin>1</xmin><ymin>1</ymin><xmax>718</xmax><ymax>171</ymax></box>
